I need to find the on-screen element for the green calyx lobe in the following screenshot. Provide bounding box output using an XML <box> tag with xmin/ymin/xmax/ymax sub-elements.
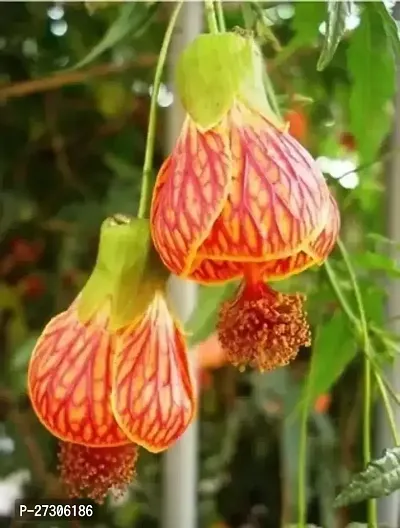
<box><xmin>78</xmin><ymin>214</ymin><xmax>169</xmax><ymax>331</ymax></box>
<box><xmin>175</xmin><ymin>31</ymin><xmax>282</xmax><ymax>130</ymax></box>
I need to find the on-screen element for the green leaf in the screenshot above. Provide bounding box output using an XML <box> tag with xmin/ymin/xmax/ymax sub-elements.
<box><xmin>187</xmin><ymin>283</ymin><xmax>237</xmax><ymax>345</ymax></box>
<box><xmin>317</xmin><ymin>1</ymin><xmax>352</xmax><ymax>71</ymax></box>
<box><xmin>347</xmin><ymin>5</ymin><xmax>397</xmax><ymax>161</ymax></box>
<box><xmin>351</xmin><ymin>251</ymin><xmax>400</xmax><ymax>278</ymax></box>
<box><xmin>271</xmin><ymin>2</ymin><xmax>326</xmax><ymax>69</ymax></box>
<box><xmin>71</xmin><ymin>2</ymin><xmax>159</xmax><ymax>70</ymax></box>
<box><xmin>297</xmin><ymin>311</ymin><xmax>356</xmax><ymax>411</ymax></box>
<box><xmin>292</xmin><ymin>2</ymin><xmax>327</xmax><ymax>45</ymax></box>
<box><xmin>334</xmin><ymin>447</ymin><xmax>400</xmax><ymax>507</ymax></box>
<box><xmin>367</xmin><ymin>1</ymin><xmax>400</xmax><ymax>57</ymax></box>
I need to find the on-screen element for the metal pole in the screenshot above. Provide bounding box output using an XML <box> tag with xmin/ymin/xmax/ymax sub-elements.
<box><xmin>162</xmin><ymin>3</ymin><xmax>203</xmax><ymax>528</ymax></box>
<box><xmin>377</xmin><ymin>5</ymin><xmax>400</xmax><ymax>524</ymax></box>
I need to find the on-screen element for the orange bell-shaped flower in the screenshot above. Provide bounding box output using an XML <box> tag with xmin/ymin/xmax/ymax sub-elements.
<box><xmin>150</xmin><ymin>33</ymin><xmax>340</xmax><ymax>373</ymax></box>
<box><xmin>151</xmin><ymin>33</ymin><xmax>336</xmax><ymax>285</ymax></box>
<box><xmin>28</xmin><ymin>216</ymin><xmax>195</xmax><ymax>502</ymax></box>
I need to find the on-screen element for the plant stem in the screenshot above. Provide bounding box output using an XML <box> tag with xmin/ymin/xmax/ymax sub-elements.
<box><xmin>137</xmin><ymin>1</ymin><xmax>183</xmax><ymax>219</ymax></box>
<box><xmin>204</xmin><ymin>0</ymin><xmax>219</xmax><ymax>34</ymax></box>
<box><xmin>325</xmin><ymin>255</ymin><xmax>400</xmax><ymax>448</ymax></box>
<box><xmin>375</xmin><ymin>371</ymin><xmax>400</xmax><ymax>445</ymax></box>
<box><xmin>297</xmin><ymin>404</ymin><xmax>308</xmax><ymax>527</ymax></box>
<box><xmin>263</xmin><ymin>70</ymin><xmax>282</xmax><ymax>119</ymax></box>
<box><xmin>215</xmin><ymin>0</ymin><xmax>226</xmax><ymax>32</ymax></box>
<box><xmin>324</xmin><ymin>258</ymin><xmax>400</xmax><ymax>444</ymax></box>
<box><xmin>323</xmin><ymin>259</ymin><xmax>359</xmax><ymax>327</ymax></box>
<box><xmin>240</xmin><ymin>2</ymin><xmax>281</xmax><ymax>120</ymax></box>
<box><xmin>297</xmin><ymin>358</ymin><xmax>315</xmax><ymax>527</ymax></box>
<box><xmin>336</xmin><ymin>239</ymin><xmax>377</xmax><ymax>526</ymax></box>
<box><xmin>241</xmin><ymin>3</ymin><xmax>254</xmax><ymax>31</ymax></box>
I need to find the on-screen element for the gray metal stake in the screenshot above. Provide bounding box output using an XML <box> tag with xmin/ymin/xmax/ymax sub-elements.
<box><xmin>162</xmin><ymin>3</ymin><xmax>203</xmax><ymax>528</ymax></box>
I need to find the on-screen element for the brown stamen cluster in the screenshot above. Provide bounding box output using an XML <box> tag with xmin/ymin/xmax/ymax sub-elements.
<box><xmin>217</xmin><ymin>283</ymin><xmax>311</xmax><ymax>372</ymax></box>
<box><xmin>58</xmin><ymin>442</ymin><xmax>138</xmax><ymax>504</ymax></box>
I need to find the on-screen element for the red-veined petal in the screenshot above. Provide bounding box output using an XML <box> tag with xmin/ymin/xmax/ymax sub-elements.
<box><xmin>261</xmin><ymin>193</ymin><xmax>340</xmax><ymax>281</ymax></box>
<box><xmin>150</xmin><ymin>117</ymin><xmax>232</xmax><ymax>276</ymax></box>
<box><xmin>188</xmin><ymin>257</ymin><xmax>243</xmax><ymax>283</ymax></box>
<box><xmin>197</xmin><ymin>101</ymin><xmax>330</xmax><ymax>262</ymax></box>
<box><xmin>28</xmin><ymin>301</ymin><xmax>128</xmax><ymax>447</ymax></box>
<box><xmin>112</xmin><ymin>292</ymin><xmax>195</xmax><ymax>453</ymax></box>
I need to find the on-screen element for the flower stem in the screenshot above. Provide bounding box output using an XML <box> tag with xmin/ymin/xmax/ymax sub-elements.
<box><xmin>215</xmin><ymin>0</ymin><xmax>226</xmax><ymax>32</ymax></box>
<box><xmin>375</xmin><ymin>370</ymin><xmax>400</xmax><ymax>445</ymax></box>
<box><xmin>137</xmin><ymin>1</ymin><xmax>183</xmax><ymax>219</ymax></box>
<box><xmin>324</xmin><ymin>258</ymin><xmax>400</xmax><ymax>445</ymax></box>
<box><xmin>324</xmin><ymin>255</ymin><xmax>399</xmax><ymax>447</ymax></box>
<box><xmin>204</xmin><ymin>0</ymin><xmax>219</xmax><ymax>34</ymax></box>
<box><xmin>297</xmin><ymin>358</ymin><xmax>315</xmax><ymax>527</ymax></box>
<box><xmin>336</xmin><ymin>239</ymin><xmax>377</xmax><ymax>526</ymax></box>
<box><xmin>323</xmin><ymin>259</ymin><xmax>359</xmax><ymax>327</ymax></box>
<box><xmin>263</xmin><ymin>69</ymin><xmax>282</xmax><ymax>119</ymax></box>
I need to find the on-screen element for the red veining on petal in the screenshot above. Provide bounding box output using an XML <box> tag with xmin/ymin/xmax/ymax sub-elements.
<box><xmin>188</xmin><ymin>257</ymin><xmax>244</xmax><ymax>284</ymax></box>
<box><xmin>197</xmin><ymin>101</ymin><xmax>331</xmax><ymax>262</ymax></box>
<box><xmin>28</xmin><ymin>302</ymin><xmax>128</xmax><ymax>446</ymax></box>
<box><xmin>150</xmin><ymin>117</ymin><xmax>232</xmax><ymax>276</ymax></box>
<box><xmin>306</xmin><ymin>193</ymin><xmax>340</xmax><ymax>261</ymax></box>
<box><xmin>217</xmin><ymin>279</ymin><xmax>311</xmax><ymax>372</ymax></box>
<box><xmin>261</xmin><ymin>193</ymin><xmax>340</xmax><ymax>281</ymax></box>
<box><xmin>112</xmin><ymin>292</ymin><xmax>195</xmax><ymax>453</ymax></box>
<box><xmin>59</xmin><ymin>442</ymin><xmax>138</xmax><ymax>503</ymax></box>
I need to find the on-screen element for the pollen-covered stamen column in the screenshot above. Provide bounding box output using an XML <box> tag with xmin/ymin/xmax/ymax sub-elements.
<box><xmin>162</xmin><ymin>3</ymin><xmax>202</xmax><ymax>528</ymax></box>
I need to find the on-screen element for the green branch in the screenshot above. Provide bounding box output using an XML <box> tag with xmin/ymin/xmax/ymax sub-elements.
<box><xmin>215</xmin><ymin>0</ymin><xmax>226</xmax><ymax>32</ymax></box>
<box><xmin>137</xmin><ymin>1</ymin><xmax>184</xmax><ymax>219</ymax></box>
<box><xmin>204</xmin><ymin>0</ymin><xmax>219</xmax><ymax>34</ymax></box>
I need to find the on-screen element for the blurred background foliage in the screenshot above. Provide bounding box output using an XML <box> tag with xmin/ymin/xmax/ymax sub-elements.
<box><xmin>0</xmin><ymin>1</ymin><xmax>400</xmax><ymax>527</ymax></box>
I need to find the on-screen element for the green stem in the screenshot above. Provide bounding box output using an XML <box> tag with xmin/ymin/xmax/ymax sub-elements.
<box><xmin>263</xmin><ymin>70</ymin><xmax>282</xmax><ymax>119</ymax></box>
<box><xmin>375</xmin><ymin>371</ymin><xmax>400</xmax><ymax>444</ymax></box>
<box><xmin>240</xmin><ymin>2</ymin><xmax>281</xmax><ymax>119</ymax></box>
<box><xmin>241</xmin><ymin>2</ymin><xmax>254</xmax><ymax>30</ymax></box>
<box><xmin>323</xmin><ymin>259</ymin><xmax>359</xmax><ymax>327</ymax></box>
<box><xmin>297</xmin><ymin>360</ymin><xmax>315</xmax><ymax>527</ymax></box>
<box><xmin>215</xmin><ymin>0</ymin><xmax>226</xmax><ymax>32</ymax></box>
<box><xmin>324</xmin><ymin>256</ymin><xmax>400</xmax><ymax>447</ymax></box>
<box><xmin>137</xmin><ymin>1</ymin><xmax>183</xmax><ymax>219</ymax></box>
<box><xmin>336</xmin><ymin>239</ymin><xmax>377</xmax><ymax>526</ymax></box>
<box><xmin>204</xmin><ymin>0</ymin><xmax>219</xmax><ymax>34</ymax></box>
<box><xmin>297</xmin><ymin>408</ymin><xmax>308</xmax><ymax>527</ymax></box>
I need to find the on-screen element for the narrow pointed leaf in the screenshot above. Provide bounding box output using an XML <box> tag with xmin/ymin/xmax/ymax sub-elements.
<box><xmin>334</xmin><ymin>447</ymin><xmax>400</xmax><ymax>507</ymax></box>
<box><xmin>317</xmin><ymin>0</ymin><xmax>352</xmax><ymax>71</ymax></box>
<box><xmin>72</xmin><ymin>2</ymin><xmax>159</xmax><ymax>70</ymax></box>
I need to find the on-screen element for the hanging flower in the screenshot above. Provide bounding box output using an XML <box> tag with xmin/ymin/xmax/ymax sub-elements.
<box><xmin>28</xmin><ymin>215</ymin><xmax>195</xmax><ymax>502</ymax></box>
<box><xmin>150</xmin><ymin>32</ymin><xmax>340</xmax><ymax>371</ymax></box>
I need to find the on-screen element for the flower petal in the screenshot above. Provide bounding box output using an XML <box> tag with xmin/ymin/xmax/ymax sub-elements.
<box><xmin>197</xmin><ymin>101</ymin><xmax>331</xmax><ymax>262</ymax></box>
<box><xmin>188</xmin><ymin>257</ymin><xmax>243</xmax><ymax>283</ymax></box>
<box><xmin>261</xmin><ymin>194</ymin><xmax>340</xmax><ymax>280</ymax></box>
<box><xmin>150</xmin><ymin>117</ymin><xmax>232</xmax><ymax>276</ymax></box>
<box><xmin>28</xmin><ymin>302</ymin><xmax>127</xmax><ymax>446</ymax></box>
<box><xmin>112</xmin><ymin>293</ymin><xmax>195</xmax><ymax>453</ymax></box>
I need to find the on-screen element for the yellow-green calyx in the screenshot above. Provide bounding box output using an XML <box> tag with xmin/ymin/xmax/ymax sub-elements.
<box><xmin>175</xmin><ymin>31</ymin><xmax>282</xmax><ymax>130</ymax></box>
<box><xmin>78</xmin><ymin>214</ymin><xmax>169</xmax><ymax>331</ymax></box>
